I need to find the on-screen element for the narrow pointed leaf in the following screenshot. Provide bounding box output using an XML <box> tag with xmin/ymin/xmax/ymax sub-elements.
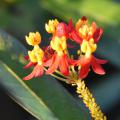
<box><xmin>0</xmin><ymin>61</ymin><xmax>58</xmax><ymax>120</ymax></box>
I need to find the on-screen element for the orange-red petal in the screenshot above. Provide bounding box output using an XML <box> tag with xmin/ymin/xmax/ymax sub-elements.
<box><xmin>92</xmin><ymin>62</ymin><xmax>105</xmax><ymax>75</ymax></box>
<box><xmin>46</xmin><ymin>54</ymin><xmax>60</xmax><ymax>74</ymax></box>
<box><xmin>68</xmin><ymin>19</ymin><xmax>83</xmax><ymax>44</ymax></box>
<box><xmin>69</xmin><ymin>30</ymin><xmax>83</xmax><ymax>44</ymax></box>
<box><xmin>59</xmin><ymin>54</ymin><xmax>69</xmax><ymax>76</ymax></box>
<box><xmin>23</xmin><ymin>68</ymin><xmax>36</xmax><ymax>80</ymax></box>
<box><xmin>79</xmin><ymin>64</ymin><xmax>90</xmax><ymax>79</ymax></box>
<box><xmin>93</xmin><ymin>28</ymin><xmax>103</xmax><ymax>43</ymax></box>
<box><xmin>23</xmin><ymin>64</ymin><xmax>44</xmax><ymax>80</ymax></box>
<box><xmin>34</xmin><ymin>65</ymin><xmax>44</xmax><ymax>77</ymax></box>
<box><xmin>91</xmin><ymin>56</ymin><xmax>106</xmax><ymax>75</ymax></box>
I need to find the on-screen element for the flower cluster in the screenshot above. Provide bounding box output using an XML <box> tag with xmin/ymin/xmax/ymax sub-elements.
<box><xmin>23</xmin><ymin>16</ymin><xmax>107</xmax><ymax>120</ymax></box>
<box><xmin>23</xmin><ymin>16</ymin><xmax>107</xmax><ymax>81</ymax></box>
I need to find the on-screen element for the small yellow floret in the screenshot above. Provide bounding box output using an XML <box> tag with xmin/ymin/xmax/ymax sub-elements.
<box><xmin>81</xmin><ymin>40</ymin><xmax>88</xmax><ymax>53</ymax></box>
<box><xmin>89</xmin><ymin>38</ymin><xmax>97</xmax><ymax>53</ymax></box>
<box><xmin>50</xmin><ymin>36</ymin><xmax>66</xmax><ymax>54</ymax></box>
<box><xmin>76</xmin><ymin>19</ymin><xmax>94</xmax><ymax>39</ymax></box>
<box><xmin>79</xmin><ymin>25</ymin><xmax>89</xmax><ymax>37</ymax></box>
<box><xmin>45</xmin><ymin>19</ymin><xmax>59</xmax><ymax>33</ymax></box>
<box><xmin>26</xmin><ymin>32</ymin><xmax>41</xmax><ymax>46</ymax></box>
<box><xmin>75</xmin><ymin>18</ymin><xmax>88</xmax><ymax>31</ymax></box>
<box><xmin>28</xmin><ymin>45</ymin><xmax>44</xmax><ymax>65</ymax></box>
<box><xmin>81</xmin><ymin>39</ymin><xmax>97</xmax><ymax>57</ymax></box>
<box><xmin>28</xmin><ymin>50</ymin><xmax>37</xmax><ymax>63</ymax></box>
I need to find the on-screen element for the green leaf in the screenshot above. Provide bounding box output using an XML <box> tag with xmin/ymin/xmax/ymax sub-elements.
<box><xmin>0</xmin><ymin>29</ymin><xmax>90</xmax><ymax>120</ymax></box>
<box><xmin>0</xmin><ymin>61</ymin><xmax>58</xmax><ymax>120</ymax></box>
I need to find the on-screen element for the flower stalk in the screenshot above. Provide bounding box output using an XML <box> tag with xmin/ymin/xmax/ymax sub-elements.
<box><xmin>76</xmin><ymin>80</ymin><xmax>106</xmax><ymax>120</ymax></box>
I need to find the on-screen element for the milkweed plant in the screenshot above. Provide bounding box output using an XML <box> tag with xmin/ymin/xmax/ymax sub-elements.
<box><xmin>23</xmin><ymin>16</ymin><xmax>107</xmax><ymax>120</ymax></box>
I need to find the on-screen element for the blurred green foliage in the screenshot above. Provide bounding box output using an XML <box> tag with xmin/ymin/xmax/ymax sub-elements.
<box><xmin>0</xmin><ymin>0</ymin><xmax>120</xmax><ymax>120</ymax></box>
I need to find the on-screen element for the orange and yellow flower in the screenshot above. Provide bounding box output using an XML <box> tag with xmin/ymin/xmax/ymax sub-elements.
<box><xmin>23</xmin><ymin>17</ymin><xmax>107</xmax><ymax>80</ymax></box>
<box><xmin>45</xmin><ymin>35</ymin><xmax>69</xmax><ymax>76</ymax></box>
<box><xmin>23</xmin><ymin>32</ymin><xmax>46</xmax><ymax>80</ymax></box>
<box><xmin>75</xmin><ymin>16</ymin><xmax>103</xmax><ymax>43</ymax></box>
<box><xmin>73</xmin><ymin>16</ymin><xmax>106</xmax><ymax>79</ymax></box>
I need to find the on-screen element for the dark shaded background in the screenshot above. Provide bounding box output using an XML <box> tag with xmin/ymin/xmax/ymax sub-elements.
<box><xmin>0</xmin><ymin>0</ymin><xmax>120</xmax><ymax>120</ymax></box>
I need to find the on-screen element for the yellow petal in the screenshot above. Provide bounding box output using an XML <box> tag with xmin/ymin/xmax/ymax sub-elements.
<box><xmin>81</xmin><ymin>40</ymin><xmax>88</xmax><ymax>53</ymax></box>
<box><xmin>50</xmin><ymin>36</ymin><xmax>67</xmax><ymax>52</ymax></box>
<box><xmin>45</xmin><ymin>19</ymin><xmax>59</xmax><ymax>33</ymax></box>
<box><xmin>28</xmin><ymin>50</ymin><xmax>37</xmax><ymax>63</ymax></box>
<box><xmin>25</xmin><ymin>32</ymin><xmax>41</xmax><ymax>46</ymax></box>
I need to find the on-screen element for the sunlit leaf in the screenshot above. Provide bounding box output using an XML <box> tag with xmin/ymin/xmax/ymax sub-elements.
<box><xmin>0</xmin><ymin>61</ymin><xmax>58</xmax><ymax>120</ymax></box>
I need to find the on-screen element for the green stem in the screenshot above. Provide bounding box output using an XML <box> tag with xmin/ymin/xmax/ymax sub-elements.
<box><xmin>55</xmin><ymin>70</ymin><xmax>65</xmax><ymax>77</ymax></box>
<box><xmin>44</xmin><ymin>67</ymin><xmax>67</xmax><ymax>83</ymax></box>
<box><xmin>50</xmin><ymin>73</ymin><xmax>67</xmax><ymax>83</ymax></box>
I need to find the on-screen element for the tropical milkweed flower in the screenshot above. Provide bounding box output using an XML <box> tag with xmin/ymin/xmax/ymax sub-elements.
<box><xmin>45</xmin><ymin>35</ymin><xmax>69</xmax><ymax>75</ymax></box>
<box><xmin>75</xmin><ymin>16</ymin><xmax>103</xmax><ymax>43</ymax></box>
<box><xmin>68</xmin><ymin>16</ymin><xmax>107</xmax><ymax>79</ymax></box>
<box><xmin>23</xmin><ymin>32</ymin><xmax>47</xmax><ymax>80</ymax></box>
<box><xmin>23</xmin><ymin>17</ymin><xmax>107</xmax><ymax>120</ymax></box>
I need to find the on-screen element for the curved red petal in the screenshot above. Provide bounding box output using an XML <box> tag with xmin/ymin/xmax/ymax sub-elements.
<box><xmin>46</xmin><ymin>54</ymin><xmax>60</xmax><ymax>74</ymax></box>
<box><xmin>59</xmin><ymin>54</ymin><xmax>69</xmax><ymax>76</ymax></box>
<box><xmin>92</xmin><ymin>61</ymin><xmax>105</xmax><ymax>75</ymax></box>
<box><xmin>69</xmin><ymin>30</ymin><xmax>83</xmax><ymax>44</ymax></box>
<box><xmin>79</xmin><ymin>65</ymin><xmax>90</xmax><ymax>79</ymax></box>
<box><xmin>23</xmin><ymin>64</ymin><xmax>43</xmax><ymax>80</ymax></box>
<box><xmin>34</xmin><ymin>65</ymin><xmax>44</xmax><ymax>77</ymax></box>
<box><xmin>23</xmin><ymin>67</ymin><xmax>36</xmax><ymax>80</ymax></box>
<box><xmin>93</xmin><ymin>28</ymin><xmax>103</xmax><ymax>43</ymax></box>
<box><xmin>68</xmin><ymin>19</ymin><xmax>83</xmax><ymax>44</ymax></box>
